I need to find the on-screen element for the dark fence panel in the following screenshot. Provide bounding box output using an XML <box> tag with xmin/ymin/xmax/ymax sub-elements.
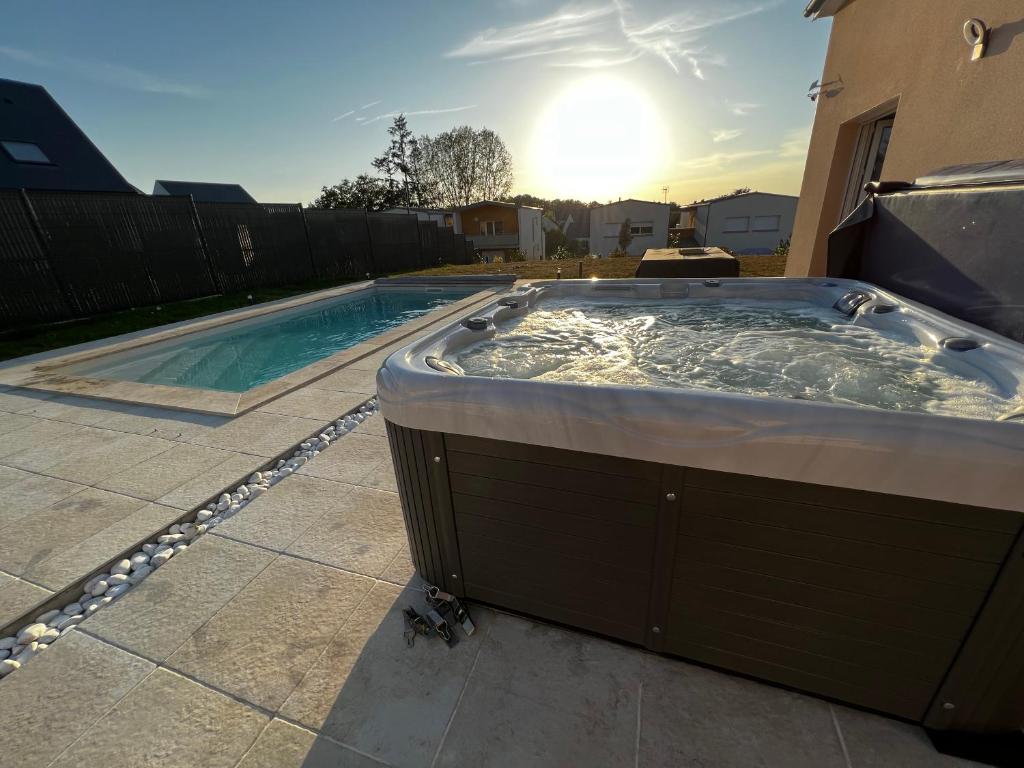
<box><xmin>0</xmin><ymin>191</ymin><xmax>72</xmax><ymax>324</ymax></box>
<box><xmin>303</xmin><ymin>209</ymin><xmax>374</xmax><ymax>280</ymax></box>
<box><xmin>367</xmin><ymin>213</ymin><xmax>421</xmax><ymax>273</ymax></box>
<box><xmin>28</xmin><ymin>191</ymin><xmax>214</xmax><ymax>316</ymax></box>
<box><xmin>196</xmin><ymin>202</ymin><xmax>312</xmax><ymax>291</ymax></box>
<box><xmin>452</xmin><ymin>233</ymin><xmax>473</xmax><ymax>265</ymax></box>
<box><xmin>437</xmin><ymin>226</ymin><xmax>455</xmax><ymax>265</ymax></box>
<box><xmin>417</xmin><ymin>220</ymin><xmax>440</xmax><ymax>268</ymax></box>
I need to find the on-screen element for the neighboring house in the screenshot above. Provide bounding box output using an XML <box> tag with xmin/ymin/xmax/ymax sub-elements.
<box><xmin>384</xmin><ymin>207</ymin><xmax>455</xmax><ymax>228</ymax></box>
<box><xmin>454</xmin><ymin>201</ymin><xmax>544</xmax><ymax>261</ymax></box>
<box><xmin>561</xmin><ymin>207</ymin><xmax>592</xmax><ymax>254</ymax></box>
<box><xmin>789</xmin><ymin>0</ymin><xmax>1024</xmax><ymax>276</ymax></box>
<box><xmin>588</xmin><ymin>199</ymin><xmax>669</xmax><ymax>257</ymax></box>
<box><xmin>0</xmin><ymin>78</ymin><xmax>137</xmax><ymax>193</ymax></box>
<box><xmin>153</xmin><ymin>180</ymin><xmax>256</xmax><ymax>204</ymax></box>
<box><xmin>684</xmin><ymin>191</ymin><xmax>797</xmax><ymax>254</ymax></box>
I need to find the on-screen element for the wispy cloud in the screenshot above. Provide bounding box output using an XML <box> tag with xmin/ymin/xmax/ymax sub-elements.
<box><xmin>680</xmin><ymin>149</ymin><xmax>772</xmax><ymax>172</ymax></box>
<box><xmin>726</xmin><ymin>100</ymin><xmax>760</xmax><ymax>116</ymax></box>
<box><xmin>446</xmin><ymin>1</ymin><xmax>779</xmax><ymax>78</ymax></box>
<box><xmin>360</xmin><ymin>100</ymin><xmax>382</xmax><ymax>110</ymax></box>
<box><xmin>712</xmin><ymin>129</ymin><xmax>743</xmax><ymax>143</ymax></box>
<box><xmin>0</xmin><ymin>45</ymin><xmax>208</xmax><ymax>98</ymax></box>
<box><xmin>678</xmin><ymin>126</ymin><xmax>812</xmax><ymax>176</ymax></box>
<box><xmin>779</xmin><ymin>126</ymin><xmax>811</xmax><ymax>158</ymax></box>
<box><xmin>332</xmin><ymin>109</ymin><xmax>356</xmax><ymax>122</ymax></box>
<box><xmin>357</xmin><ymin>104</ymin><xmax>477</xmax><ymax>125</ymax></box>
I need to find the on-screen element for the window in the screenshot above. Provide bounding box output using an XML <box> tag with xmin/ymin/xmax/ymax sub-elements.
<box><xmin>722</xmin><ymin>216</ymin><xmax>750</xmax><ymax>233</ymax></box>
<box><xmin>629</xmin><ymin>222</ymin><xmax>654</xmax><ymax>236</ymax></box>
<box><xmin>751</xmin><ymin>215</ymin><xmax>781</xmax><ymax>232</ymax></box>
<box><xmin>1</xmin><ymin>140</ymin><xmax>52</xmax><ymax>164</ymax></box>
<box><xmin>841</xmin><ymin>114</ymin><xmax>895</xmax><ymax>218</ymax></box>
<box><xmin>481</xmin><ymin>220</ymin><xmax>503</xmax><ymax>236</ymax></box>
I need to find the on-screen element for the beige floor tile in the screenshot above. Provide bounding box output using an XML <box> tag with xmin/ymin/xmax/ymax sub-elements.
<box><xmin>0</xmin><ymin>572</ymin><xmax>52</xmax><ymax>627</ymax></box>
<box><xmin>298</xmin><ymin>433</ymin><xmax>391</xmax><ymax>486</ymax></box>
<box><xmin>0</xmin><ymin>472</ymin><xmax>86</xmax><ymax>528</ymax></box>
<box><xmin>44</xmin><ymin>431</ymin><xmax>177</xmax><ymax>485</ymax></box>
<box><xmin>85</xmin><ymin>535</ymin><xmax>275</xmax><ymax>661</ymax></box>
<box><xmin>286</xmin><ymin>484</ymin><xmax>406</xmax><ymax>578</ymax></box>
<box><xmin>0</xmin><ymin>387</ymin><xmax>55</xmax><ymax>413</ymax></box>
<box><xmin>236</xmin><ymin>719</ymin><xmax>382</xmax><ymax>768</ymax></box>
<box><xmin>379</xmin><ymin>545</ymin><xmax>424</xmax><ymax>589</ymax></box>
<box><xmin>833</xmin><ymin>705</ymin><xmax>982</xmax><ymax>767</ymax></box>
<box><xmin>312</xmin><ymin>367</ymin><xmax>378</xmax><ymax>396</ymax></box>
<box><xmin>14</xmin><ymin>394</ymin><xmax>128</xmax><ymax>426</ymax></box>
<box><xmin>0</xmin><ymin>631</ymin><xmax>154</xmax><ymax>766</ymax></box>
<box><xmin>157</xmin><ymin>451</ymin><xmax>266</xmax><ymax>510</ymax></box>
<box><xmin>211</xmin><ymin>474</ymin><xmax>348</xmax><ymax>552</ymax></box>
<box><xmin>97</xmin><ymin>442</ymin><xmax>240</xmax><ymax>500</ymax></box>
<box><xmin>0</xmin><ymin>411</ymin><xmax>39</xmax><ymax>436</ymax></box>
<box><xmin>167</xmin><ymin>554</ymin><xmax>373</xmax><ymax>711</ymax></box>
<box><xmin>191</xmin><ymin>411</ymin><xmax>326</xmax><ymax>457</ymax></box>
<box><xmin>99</xmin><ymin>404</ymin><xmax>229</xmax><ymax>442</ymax></box>
<box><xmin>0</xmin><ymin>419</ymin><xmax>88</xmax><ymax>461</ymax></box>
<box><xmin>637</xmin><ymin>654</ymin><xmax>847</xmax><ymax>767</ymax></box>
<box><xmin>0</xmin><ymin>487</ymin><xmax>149</xmax><ymax>575</ymax></box>
<box><xmin>24</xmin><ymin>502</ymin><xmax>185</xmax><ymax>591</ymax></box>
<box><xmin>50</xmin><ymin>668</ymin><xmax>267</xmax><ymax>768</ymax></box>
<box><xmin>280</xmin><ymin>582</ymin><xmax>488</xmax><ymax>768</ymax></box>
<box><xmin>0</xmin><ymin>463</ymin><xmax>32</xmax><ymax>489</ymax></box>
<box><xmin>352</xmin><ymin>415</ymin><xmax>387</xmax><ymax>437</ymax></box>
<box><xmin>357</xmin><ymin>456</ymin><xmax>398</xmax><ymax>492</ymax></box>
<box><xmin>257</xmin><ymin>387</ymin><xmax>368</xmax><ymax>422</ymax></box>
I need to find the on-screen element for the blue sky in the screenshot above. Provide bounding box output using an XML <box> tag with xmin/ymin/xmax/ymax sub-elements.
<box><xmin>2</xmin><ymin>1</ymin><xmax>830</xmax><ymax>205</ymax></box>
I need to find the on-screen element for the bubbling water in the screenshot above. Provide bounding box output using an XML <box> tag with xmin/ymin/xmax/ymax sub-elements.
<box><xmin>454</xmin><ymin>298</ymin><xmax>1018</xmax><ymax>419</ymax></box>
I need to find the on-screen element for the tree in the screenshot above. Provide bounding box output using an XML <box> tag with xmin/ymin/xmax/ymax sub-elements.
<box><xmin>732</xmin><ymin>187</ymin><xmax>752</xmax><ymax>195</ymax></box>
<box><xmin>309</xmin><ymin>173</ymin><xmax>401</xmax><ymax>210</ymax></box>
<box><xmin>617</xmin><ymin>218</ymin><xmax>633</xmax><ymax>254</ymax></box>
<box><xmin>372</xmin><ymin>115</ymin><xmax>428</xmax><ymax>207</ymax></box>
<box><xmin>418</xmin><ymin>126</ymin><xmax>513</xmax><ymax>208</ymax></box>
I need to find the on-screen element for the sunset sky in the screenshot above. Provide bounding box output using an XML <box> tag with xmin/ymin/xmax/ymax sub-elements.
<box><xmin>2</xmin><ymin>1</ymin><xmax>830</xmax><ymax>205</ymax></box>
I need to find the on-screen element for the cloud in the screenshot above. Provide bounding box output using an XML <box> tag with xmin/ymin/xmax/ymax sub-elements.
<box><xmin>779</xmin><ymin>126</ymin><xmax>811</xmax><ymax>158</ymax></box>
<box><xmin>332</xmin><ymin>109</ymin><xmax>356</xmax><ymax>122</ymax></box>
<box><xmin>679</xmin><ymin>149</ymin><xmax>772</xmax><ymax>172</ymax></box>
<box><xmin>360</xmin><ymin>100</ymin><xmax>382</xmax><ymax>110</ymax></box>
<box><xmin>727</xmin><ymin>100</ymin><xmax>760</xmax><ymax>116</ymax></box>
<box><xmin>0</xmin><ymin>45</ymin><xmax>208</xmax><ymax>98</ymax></box>
<box><xmin>446</xmin><ymin>1</ymin><xmax>779</xmax><ymax>78</ymax></box>
<box><xmin>712</xmin><ymin>129</ymin><xmax>743</xmax><ymax>143</ymax></box>
<box><xmin>358</xmin><ymin>104</ymin><xmax>477</xmax><ymax>125</ymax></box>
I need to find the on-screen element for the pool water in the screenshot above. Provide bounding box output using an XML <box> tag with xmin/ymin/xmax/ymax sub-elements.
<box><xmin>72</xmin><ymin>288</ymin><xmax>478</xmax><ymax>392</ymax></box>
<box><xmin>454</xmin><ymin>297</ymin><xmax>1020</xmax><ymax>419</ymax></box>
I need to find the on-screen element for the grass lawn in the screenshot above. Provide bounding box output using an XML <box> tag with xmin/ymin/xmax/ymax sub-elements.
<box><xmin>391</xmin><ymin>253</ymin><xmax>788</xmax><ymax>281</ymax></box>
<box><xmin>0</xmin><ymin>279</ymin><xmax>357</xmax><ymax>363</ymax></box>
<box><xmin>1</xmin><ymin>254</ymin><xmax>787</xmax><ymax>363</ymax></box>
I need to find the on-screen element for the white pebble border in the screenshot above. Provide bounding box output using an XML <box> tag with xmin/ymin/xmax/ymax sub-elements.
<box><xmin>0</xmin><ymin>398</ymin><xmax>380</xmax><ymax>680</ymax></box>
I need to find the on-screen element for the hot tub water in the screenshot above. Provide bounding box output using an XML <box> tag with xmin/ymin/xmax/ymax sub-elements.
<box><xmin>454</xmin><ymin>297</ymin><xmax>1017</xmax><ymax>419</ymax></box>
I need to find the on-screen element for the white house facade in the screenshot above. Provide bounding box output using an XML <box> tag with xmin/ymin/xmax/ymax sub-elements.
<box><xmin>687</xmin><ymin>192</ymin><xmax>798</xmax><ymax>254</ymax></box>
<box><xmin>588</xmin><ymin>199</ymin><xmax>670</xmax><ymax>257</ymax></box>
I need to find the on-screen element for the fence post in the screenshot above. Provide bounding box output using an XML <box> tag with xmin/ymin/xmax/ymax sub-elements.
<box><xmin>363</xmin><ymin>208</ymin><xmax>378</xmax><ymax>275</ymax></box>
<box><xmin>188</xmin><ymin>195</ymin><xmax>222</xmax><ymax>294</ymax></box>
<box><xmin>298</xmin><ymin>203</ymin><xmax>319</xmax><ymax>279</ymax></box>
<box><xmin>19</xmin><ymin>188</ymin><xmax>77</xmax><ymax>317</ymax></box>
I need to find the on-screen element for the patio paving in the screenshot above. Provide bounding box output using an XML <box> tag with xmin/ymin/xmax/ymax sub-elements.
<box><xmin>0</xmin><ymin>294</ymin><xmax>987</xmax><ymax>767</ymax></box>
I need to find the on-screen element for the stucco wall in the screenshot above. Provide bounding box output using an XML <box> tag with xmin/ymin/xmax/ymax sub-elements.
<box><xmin>588</xmin><ymin>200</ymin><xmax>670</xmax><ymax>257</ymax></box>
<box><xmin>787</xmin><ymin>0</ymin><xmax>1024</xmax><ymax>276</ymax></box>
<box><xmin>456</xmin><ymin>204</ymin><xmax>518</xmax><ymax>236</ymax></box>
<box><xmin>694</xmin><ymin>194</ymin><xmax>798</xmax><ymax>254</ymax></box>
<box><xmin>517</xmin><ymin>207</ymin><xmax>545</xmax><ymax>260</ymax></box>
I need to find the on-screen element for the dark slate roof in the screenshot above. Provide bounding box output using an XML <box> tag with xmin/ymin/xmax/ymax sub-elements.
<box><xmin>0</xmin><ymin>79</ymin><xmax>136</xmax><ymax>193</ymax></box>
<box><xmin>153</xmin><ymin>180</ymin><xmax>257</xmax><ymax>203</ymax></box>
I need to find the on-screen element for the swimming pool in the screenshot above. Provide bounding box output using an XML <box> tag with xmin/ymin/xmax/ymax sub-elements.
<box><xmin>66</xmin><ymin>286</ymin><xmax>480</xmax><ymax>392</ymax></box>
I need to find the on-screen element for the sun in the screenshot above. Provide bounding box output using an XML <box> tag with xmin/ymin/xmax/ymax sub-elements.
<box><xmin>527</xmin><ymin>74</ymin><xmax>670</xmax><ymax>201</ymax></box>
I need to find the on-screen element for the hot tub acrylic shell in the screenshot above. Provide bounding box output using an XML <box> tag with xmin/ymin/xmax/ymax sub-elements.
<box><xmin>378</xmin><ymin>278</ymin><xmax>1024</xmax><ymax>733</ymax></box>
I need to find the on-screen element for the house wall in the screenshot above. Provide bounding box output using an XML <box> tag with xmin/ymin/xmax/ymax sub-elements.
<box><xmin>517</xmin><ymin>207</ymin><xmax>545</xmax><ymax>260</ymax></box>
<box><xmin>588</xmin><ymin>200</ymin><xmax>670</xmax><ymax>257</ymax></box>
<box><xmin>695</xmin><ymin>194</ymin><xmax>798</xmax><ymax>254</ymax></box>
<box><xmin>456</xmin><ymin>204</ymin><xmax>519</xmax><ymax>237</ymax></box>
<box><xmin>787</xmin><ymin>0</ymin><xmax>1024</xmax><ymax>276</ymax></box>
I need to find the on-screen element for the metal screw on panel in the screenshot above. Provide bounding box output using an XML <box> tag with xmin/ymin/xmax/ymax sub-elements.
<box><xmin>665</xmin><ymin>493</ymin><xmax>677</xmax><ymax>502</ymax></box>
<box><xmin>451</xmin><ymin>574</ymin><xmax>459</xmax><ymax>580</ymax></box>
<box><xmin>651</xmin><ymin>626</ymin><xmax>661</xmax><ymax>634</ymax></box>
<box><xmin>942</xmin><ymin>702</ymin><xmax>956</xmax><ymax>710</ymax></box>
<box><xmin>433</xmin><ymin>456</ymin><xmax>441</xmax><ymax>463</ymax></box>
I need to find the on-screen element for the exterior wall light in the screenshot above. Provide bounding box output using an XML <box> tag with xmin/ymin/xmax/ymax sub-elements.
<box><xmin>963</xmin><ymin>18</ymin><xmax>989</xmax><ymax>61</ymax></box>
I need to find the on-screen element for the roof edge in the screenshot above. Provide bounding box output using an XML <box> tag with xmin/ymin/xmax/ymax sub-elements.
<box><xmin>804</xmin><ymin>0</ymin><xmax>850</xmax><ymax>19</ymax></box>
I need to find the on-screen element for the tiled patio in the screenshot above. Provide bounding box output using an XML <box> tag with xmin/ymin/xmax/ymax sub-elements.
<box><xmin>0</xmin><ymin>301</ymin><xmax>984</xmax><ymax>767</ymax></box>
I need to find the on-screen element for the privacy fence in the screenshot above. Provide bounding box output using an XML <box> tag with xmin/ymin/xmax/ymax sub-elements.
<box><xmin>0</xmin><ymin>190</ymin><xmax>476</xmax><ymax>326</ymax></box>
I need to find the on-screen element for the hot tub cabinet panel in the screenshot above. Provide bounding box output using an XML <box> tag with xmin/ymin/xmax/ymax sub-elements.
<box><xmin>386</xmin><ymin>422</ymin><xmax>1024</xmax><ymax>730</ymax></box>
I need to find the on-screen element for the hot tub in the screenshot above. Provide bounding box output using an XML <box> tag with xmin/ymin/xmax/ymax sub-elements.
<box><xmin>377</xmin><ymin>277</ymin><xmax>1024</xmax><ymax>732</ymax></box>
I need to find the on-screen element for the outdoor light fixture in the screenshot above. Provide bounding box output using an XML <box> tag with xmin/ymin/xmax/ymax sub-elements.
<box><xmin>808</xmin><ymin>76</ymin><xmax>844</xmax><ymax>101</ymax></box>
<box><xmin>963</xmin><ymin>18</ymin><xmax>989</xmax><ymax>61</ymax></box>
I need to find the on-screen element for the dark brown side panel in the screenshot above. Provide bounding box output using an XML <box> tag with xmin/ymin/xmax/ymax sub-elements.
<box><xmin>664</xmin><ymin>468</ymin><xmax>1020</xmax><ymax>721</ymax></box>
<box><xmin>445</xmin><ymin>433</ymin><xmax>663</xmax><ymax>645</ymax></box>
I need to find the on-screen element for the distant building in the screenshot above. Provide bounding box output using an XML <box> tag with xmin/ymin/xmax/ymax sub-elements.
<box><xmin>588</xmin><ymin>199</ymin><xmax>670</xmax><ymax>257</ymax></box>
<box><xmin>560</xmin><ymin>207</ymin><xmax>592</xmax><ymax>254</ymax></box>
<box><xmin>454</xmin><ymin>201</ymin><xmax>544</xmax><ymax>261</ymax></box>
<box><xmin>384</xmin><ymin>206</ymin><xmax>455</xmax><ymax>228</ymax></box>
<box><xmin>0</xmin><ymin>78</ymin><xmax>136</xmax><ymax>193</ymax></box>
<box><xmin>682</xmin><ymin>191</ymin><xmax>797</xmax><ymax>255</ymax></box>
<box><xmin>153</xmin><ymin>180</ymin><xmax>256</xmax><ymax>204</ymax></box>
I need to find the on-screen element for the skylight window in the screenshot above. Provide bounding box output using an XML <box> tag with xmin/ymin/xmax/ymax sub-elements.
<box><xmin>1</xmin><ymin>140</ymin><xmax>52</xmax><ymax>164</ymax></box>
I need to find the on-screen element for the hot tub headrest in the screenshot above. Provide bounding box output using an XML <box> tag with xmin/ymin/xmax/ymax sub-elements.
<box><xmin>827</xmin><ymin>160</ymin><xmax>1024</xmax><ymax>343</ymax></box>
